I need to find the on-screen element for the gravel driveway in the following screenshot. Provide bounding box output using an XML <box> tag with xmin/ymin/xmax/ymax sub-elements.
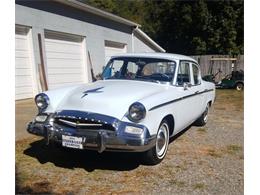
<box><xmin>16</xmin><ymin>89</ymin><xmax>243</xmax><ymax>195</ymax></box>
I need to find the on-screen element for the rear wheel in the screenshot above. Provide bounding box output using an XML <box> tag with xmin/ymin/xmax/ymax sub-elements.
<box><xmin>194</xmin><ymin>103</ymin><xmax>209</xmax><ymax>126</ymax></box>
<box><xmin>143</xmin><ymin>119</ymin><xmax>170</xmax><ymax>165</ymax></box>
<box><xmin>236</xmin><ymin>82</ymin><xmax>244</xmax><ymax>91</ymax></box>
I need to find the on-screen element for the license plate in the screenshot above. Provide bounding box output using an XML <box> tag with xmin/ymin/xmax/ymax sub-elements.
<box><xmin>62</xmin><ymin>135</ymin><xmax>83</xmax><ymax>149</ymax></box>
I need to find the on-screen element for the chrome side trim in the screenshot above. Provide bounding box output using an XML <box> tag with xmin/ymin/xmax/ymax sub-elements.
<box><xmin>149</xmin><ymin>89</ymin><xmax>214</xmax><ymax>111</ymax></box>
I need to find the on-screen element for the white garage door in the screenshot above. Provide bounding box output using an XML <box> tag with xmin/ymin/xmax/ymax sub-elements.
<box><xmin>104</xmin><ymin>40</ymin><xmax>127</xmax><ymax>64</ymax></box>
<box><xmin>44</xmin><ymin>31</ymin><xmax>87</xmax><ymax>89</ymax></box>
<box><xmin>15</xmin><ymin>25</ymin><xmax>34</xmax><ymax>100</ymax></box>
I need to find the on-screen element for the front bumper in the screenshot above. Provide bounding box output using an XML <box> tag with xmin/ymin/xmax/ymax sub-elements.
<box><xmin>27</xmin><ymin>111</ymin><xmax>156</xmax><ymax>153</ymax></box>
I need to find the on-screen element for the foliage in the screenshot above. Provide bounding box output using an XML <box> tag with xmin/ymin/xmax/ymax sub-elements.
<box><xmin>80</xmin><ymin>0</ymin><xmax>243</xmax><ymax>55</ymax></box>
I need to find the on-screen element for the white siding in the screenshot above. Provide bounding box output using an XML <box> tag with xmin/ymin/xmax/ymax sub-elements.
<box><xmin>44</xmin><ymin>31</ymin><xmax>87</xmax><ymax>89</ymax></box>
<box><xmin>15</xmin><ymin>27</ymin><xmax>34</xmax><ymax>100</ymax></box>
<box><xmin>134</xmin><ymin>36</ymin><xmax>156</xmax><ymax>53</ymax></box>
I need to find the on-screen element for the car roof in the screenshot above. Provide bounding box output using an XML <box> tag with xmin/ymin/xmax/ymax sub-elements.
<box><xmin>111</xmin><ymin>52</ymin><xmax>198</xmax><ymax>63</ymax></box>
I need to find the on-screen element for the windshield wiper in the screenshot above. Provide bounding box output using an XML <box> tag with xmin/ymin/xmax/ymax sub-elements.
<box><xmin>134</xmin><ymin>77</ymin><xmax>161</xmax><ymax>84</ymax></box>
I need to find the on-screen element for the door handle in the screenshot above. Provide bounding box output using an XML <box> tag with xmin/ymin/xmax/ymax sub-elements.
<box><xmin>195</xmin><ymin>91</ymin><xmax>200</xmax><ymax>94</ymax></box>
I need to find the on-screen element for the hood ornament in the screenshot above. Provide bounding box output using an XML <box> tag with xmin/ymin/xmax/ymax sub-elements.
<box><xmin>81</xmin><ymin>87</ymin><xmax>104</xmax><ymax>98</ymax></box>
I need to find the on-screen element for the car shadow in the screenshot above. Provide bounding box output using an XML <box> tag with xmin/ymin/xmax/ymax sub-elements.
<box><xmin>23</xmin><ymin>139</ymin><xmax>143</xmax><ymax>172</ymax></box>
<box><xmin>169</xmin><ymin>125</ymin><xmax>192</xmax><ymax>143</ymax></box>
<box><xmin>23</xmin><ymin>125</ymin><xmax>193</xmax><ymax>172</ymax></box>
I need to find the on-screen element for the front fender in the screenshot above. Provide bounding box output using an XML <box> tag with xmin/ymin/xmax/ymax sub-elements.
<box><xmin>41</xmin><ymin>84</ymin><xmax>84</xmax><ymax>113</ymax></box>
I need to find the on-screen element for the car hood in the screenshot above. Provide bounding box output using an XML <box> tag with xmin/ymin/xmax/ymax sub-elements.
<box><xmin>55</xmin><ymin>79</ymin><xmax>167</xmax><ymax>120</ymax></box>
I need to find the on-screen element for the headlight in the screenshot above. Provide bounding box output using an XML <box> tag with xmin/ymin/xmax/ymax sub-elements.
<box><xmin>128</xmin><ymin>102</ymin><xmax>146</xmax><ymax>122</ymax></box>
<box><xmin>35</xmin><ymin>93</ymin><xmax>49</xmax><ymax>111</ymax></box>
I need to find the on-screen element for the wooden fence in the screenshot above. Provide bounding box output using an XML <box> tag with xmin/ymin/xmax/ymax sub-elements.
<box><xmin>190</xmin><ymin>55</ymin><xmax>244</xmax><ymax>82</ymax></box>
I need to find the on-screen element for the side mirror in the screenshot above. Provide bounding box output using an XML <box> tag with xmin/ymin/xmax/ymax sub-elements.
<box><xmin>183</xmin><ymin>82</ymin><xmax>191</xmax><ymax>90</ymax></box>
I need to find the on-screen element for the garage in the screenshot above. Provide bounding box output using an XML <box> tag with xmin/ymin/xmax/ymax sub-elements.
<box><xmin>44</xmin><ymin>31</ymin><xmax>87</xmax><ymax>89</ymax></box>
<box><xmin>104</xmin><ymin>40</ymin><xmax>127</xmax><ymax>64</ymax></box>
<box><xmin>15</xmin><ymin>1</ymin><xmax>165</xmax><ymax>100</ymax></box>
<box><xmin>15</xmin><ymin>25</ymin><xmax>35</xmax><ymax>100</ymax></box>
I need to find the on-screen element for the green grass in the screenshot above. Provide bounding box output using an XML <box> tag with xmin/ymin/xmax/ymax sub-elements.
<box><xmin>197</xmin><ymin>128</ymin><xmax>207</xmax><ymax>133</ymax></box>
<box><xmin>193</xmin><ymin>183</ymin><xmax>206</xmax><ymax>190</ymax></box>
<box><xmin>207</xmin><ymin>149</ymin><xmax>222</xmax><ymax>158</ymax></box>
<box><xmin>226</xmin><ymin>144</ymin><xmax>242</xmax><ymax>155</ymax></box>
<box><xmin>169</xmin><ymin>180</ymin><xmax>185</xmax><ymax>188</ymax></box>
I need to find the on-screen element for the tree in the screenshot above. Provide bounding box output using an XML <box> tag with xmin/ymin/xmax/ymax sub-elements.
<box><xmin>81</xmin><ymin>0</ymin><xmax>244</xmax><ymax>55</ymax></box>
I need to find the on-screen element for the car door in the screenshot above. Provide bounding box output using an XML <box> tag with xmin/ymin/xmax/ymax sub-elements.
<box><xmin>174</xmin><ymin>61</ymin><xmax>197</xmax><ymax>133</ymax></box>
<box><xmin>189</xmin><ymin>63</ymin><xmax>205</xmax><ymax>117</ymax></box>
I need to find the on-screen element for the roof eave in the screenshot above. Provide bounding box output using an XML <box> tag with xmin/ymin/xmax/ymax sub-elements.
<box><xmin>53</xmin><ymin>0</ymin><xmax>141</xmax><ymax>28</ymax></box>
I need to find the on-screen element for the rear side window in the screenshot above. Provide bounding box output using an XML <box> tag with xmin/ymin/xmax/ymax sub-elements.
<box><xmin>192</xmin><ymin>64</ymin><xmax>200</xmax><ymax>85</ymax></box>
<box><xmin>177</xmin><ymin>62</ymin><xmax>190</xmax><ymax>85</ymax></box>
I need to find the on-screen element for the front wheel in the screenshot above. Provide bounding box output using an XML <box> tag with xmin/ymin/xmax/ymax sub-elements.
<box><xmin>143</xmin><ymin>120</ymin><xmax>170</xmax><ymax>165</ymax></box>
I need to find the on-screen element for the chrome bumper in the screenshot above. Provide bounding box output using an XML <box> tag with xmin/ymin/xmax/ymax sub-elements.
<box><xmin>27</xmin><ymin>111</ymin><xmax>156</xmax><ymax>153</ymax></box>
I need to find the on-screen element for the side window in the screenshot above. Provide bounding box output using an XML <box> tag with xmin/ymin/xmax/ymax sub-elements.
<box><xmin>177</xmin><ymin>62</ymin><xmax>190</xmax><ymax>85</ymax></box>
<box><xmin>192</xmin><ymin>64</ymin><xmax>200</xmax><ymax>85</ymax></box>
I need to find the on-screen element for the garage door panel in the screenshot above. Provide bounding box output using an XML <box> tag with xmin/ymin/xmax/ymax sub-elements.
<box><xmin>50</xmin><ymin>82</ymin><xmax>82</xmax><ymax>89</ymax></box>
<box><xmin>16</xmin><ymin>50</ymin><xmax>30</xmax><ymax>59</ymax></box>
<box><xmin>48</xmin><ymin>74</ymin><xmax>83</xmax><ymax>84</ymax></box>
<box><xmin>16</xmin><ymin>86</ymin><xmax>34</xmax><ymax>95</ymax></box>
<box><xmin>45</xmin><ymin>40</ymin><xmax>82</xmax><ymax>54</ymax></box>
<box><xmin>15</xmin><ymin>57</ymin><xmax>30</xmax><ymax>68</ymax></box>
<box><xmin>46</xmin><ymin>52</ymin><xmax>82</xmax><ymax>60</ymax></box>
<box><xmin>48</xmin><ymin>68</ymin><xmax>82</xmax><ymax>75</ymax></box>
<box><xmin>46</xmin><ymin>58</ymin><xmax>82</xmax><ymax>69</ymax></box>
<box><xmin>46</xmin><ymin>38</ymin><xmax>82</xmax><ymax>45</ymax></box>
<box><xmin>16</xmin><ymin>75</ymin><xmax>33</xmax><ymax>87</ymax></box>
<box><xmin>15</xmin><ymin>68</ymin><xmax>33</xmax><ymax>76</ymax></box>
<box><xmin>15</xmin><ymin>37</ymin><xmax>29</xmax><ymax>51</ymax></box>
<box><xmin>15</xmin><ymin>26</ymin><xmax>34</xmax><ymax>100</ymax></box>
<box><xmin>45</xmin><ymin>31</ymin><xmax>86</xmax><ymax>90</ymax></box>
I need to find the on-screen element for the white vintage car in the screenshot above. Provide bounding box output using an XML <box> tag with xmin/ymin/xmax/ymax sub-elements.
<box><xmin>27</xmin><ymin>53</ymin><xmax>215</xmax><ymax>164</ymax></box>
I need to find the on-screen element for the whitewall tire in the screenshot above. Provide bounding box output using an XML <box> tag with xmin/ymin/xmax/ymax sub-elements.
<box><xmin>143</xmin><ymin>119</ymin><xmax>170</xmax><ymax>165</ymax></box>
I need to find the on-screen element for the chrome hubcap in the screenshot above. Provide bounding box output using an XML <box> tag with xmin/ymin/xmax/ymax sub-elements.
<box><xmin>203</xmin><ymin>105</ymin><xmax>209</xmax><ymax>123</ymax></box>
<box><xmin>156</xmin><ymin>123</ymin><xmax>169</xmax><ymax>159</ymax></box>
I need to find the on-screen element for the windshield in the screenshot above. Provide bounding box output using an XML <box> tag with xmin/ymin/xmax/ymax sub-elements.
<box><xmin>102</xmin><ymin>57</ymin><xmax>176</xmax><ymax>83</ymax></box>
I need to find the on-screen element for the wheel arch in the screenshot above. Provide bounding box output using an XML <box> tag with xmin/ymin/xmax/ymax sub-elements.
<box><xmin>235</xmin><ymin>81</ymin><xmax>244</xmax><ymax>86</ymax></box>
<box><xmin>161</xmin><ymin>114</ymin><xmax>175</xmax><ymax>137</ymax></box>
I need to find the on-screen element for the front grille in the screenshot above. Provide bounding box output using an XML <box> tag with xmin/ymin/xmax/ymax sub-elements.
<box><xmin>54</xmin><ymin>117</ymin><xmax>115</xmax><ymax>131</ymax></box>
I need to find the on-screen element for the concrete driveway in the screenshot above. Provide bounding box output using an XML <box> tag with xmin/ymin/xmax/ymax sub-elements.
<box><xmin>15</xmin><ymin>99</ymin><xmax>37</xmax><ymax>140</ymax></box>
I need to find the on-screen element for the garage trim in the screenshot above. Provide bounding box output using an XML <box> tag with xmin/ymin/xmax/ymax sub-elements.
<box><xmin>44</xmin><ymin>30</ymin><xmax>88</xmax><ymax>89</ymax></box>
